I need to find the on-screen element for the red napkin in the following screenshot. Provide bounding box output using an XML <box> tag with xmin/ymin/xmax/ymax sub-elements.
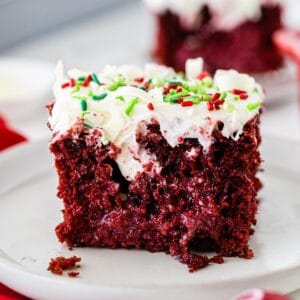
<box><xmin>236</xmin><ymin>289</ymin><xmax>290</xmax><ymax>300</ymax></box>
<box><xmin>0</xmin><ymin>284</ymin><xmax>29</xmax><ymax>300</ymax></box>
<box><xmin>0</xmin><ymin>115</ymin><xmax>28</xmax><ymax>299</ymax></box>
<box><xmin>0</xmin><ymin>116</ymin><xmax>27</xmax><ymax>151</ymax></box>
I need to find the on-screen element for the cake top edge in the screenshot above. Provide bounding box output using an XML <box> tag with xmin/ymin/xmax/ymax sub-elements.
<box><xmin>49</xmin><ymin>57</ymin><xmax>263</xmax><ymax>147</ymax></box>
<box><xmin>143</xmin><ymin>0</ymin><xmax>280</xmax><ymax>30</ymax></box>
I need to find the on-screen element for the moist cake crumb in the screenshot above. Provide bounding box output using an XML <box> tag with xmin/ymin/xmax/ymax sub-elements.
<box><xmin>47</xmin><ymin>256</ymin><xmax>81</xmax><ymax>276</ymax></box>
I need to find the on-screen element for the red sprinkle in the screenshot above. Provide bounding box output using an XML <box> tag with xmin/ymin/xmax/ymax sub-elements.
<box><xmin>61</xmin><ymin>82</ymin><xmax>70</xmax><ymax>89</ymax></box>
<box><xmin>70</xmin><ymin>78</ymin><xmax>76</xmax><ymax>88</ymax></box>
<box><xmin>207</xmin><ymin>99</ymin><xmax>225</xmax><ymax>111</ymax></box>
<box><xmin>177</xmin><ymin>87</ymin><xmax>183</xmax><ymax>92</ymax></box>
<box><xmin>177</xmin><ymin>97</ymin><xmax>183</xmax><ymax>104</ymax></box>
<box><xmin>181</xmin><ymin>101</ymin><xmax>193</xmax><ymax>107</ymax></box>
<box><xmin>207</xmin><ymin>101</ymin><xmax>214</xmax><ymax>111</ymax></box>
<box><xmin>197</xmin><ymin>72</ymin><xmax>210</xmax><ymax>80</ymax></box>
<box><xmin>239</xmin><ymin>93</ymin><xmax>248</xmax><ymax>100</ymax></box>
<box><xmin>82</xmin><ymin>75</ymin><xmax>92</xmax><ymax>87</ymax></box>
<box><xmin>144</xmin><ymin>81</ymin><xmax>150</xmax><ymax>90</ymax></box>
<box><xmin>163</xmin><ymin>87</ymin><xmax>170</xmax><ymax>95</ymax></box>
<box><xmin>168</xmin><ymin>83</ymin><xmax>180</xmax><ymax>89</ymax></box>
<box><xmin>232</xmin><ymin>89</ymin><xmax>246</xmax><ymax>95</ymax></box>
<box><xmin>177</xmin><ymin>136</ymin><xmax>184</xmax><ymax>143</ymax></box>
<box><xmin>147</xmin><ymin>102</ymin><xmax>154</xmax><ymax>111</ymax></box>
<box><xmin>212</xmin><ymin>93</ymin><xmax>220</xmax><ymax>101</ymax></box>
<box><xmin>134</xmin><ymin>77</ymin><xmax>144</xmax><ymax>83</ymax></box>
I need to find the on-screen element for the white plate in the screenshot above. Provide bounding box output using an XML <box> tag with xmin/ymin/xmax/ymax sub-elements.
<box><xmin>0</xmin><ymin>137</ymin><xmax>300</xmax><ymax>300</ymax></box>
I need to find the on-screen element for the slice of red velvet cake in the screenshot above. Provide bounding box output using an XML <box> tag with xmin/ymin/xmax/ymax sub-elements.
<box><xmin>48</xmin><ymin>58</ymin><xmax>263</xmax><ymax>272</ymax></box>
<box><xmin>144</xmin><ymin>0</ymin><xmax>283</xmax><ymax>74</ymax></box>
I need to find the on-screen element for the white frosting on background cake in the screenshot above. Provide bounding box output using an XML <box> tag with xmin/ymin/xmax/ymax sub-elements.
<box><xmin>143</xmin><ymin>0</ymin><xmax>279</xmax><ymax>30</ymax></box>
<box><xmin>49</xmin><ymin>58</ymin><xmax>264</xmax><ymax>180</ymax></box>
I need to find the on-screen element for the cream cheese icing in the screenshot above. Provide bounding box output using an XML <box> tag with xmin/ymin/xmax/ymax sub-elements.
<box><xmin>49</xmin><ymin>58</ymin><xmax>264</xmax><ymax>180</ymax></box>
<box><xmin>143</xmin><ymin>0</ymin><xmax>279</xmax><ymax>30</ymax></box>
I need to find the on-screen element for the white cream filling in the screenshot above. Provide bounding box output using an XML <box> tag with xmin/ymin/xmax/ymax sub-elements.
<box><xmin>49</xmin><ymin>58</ymin><xmax>264</xmax><ymax>181</ymax></box>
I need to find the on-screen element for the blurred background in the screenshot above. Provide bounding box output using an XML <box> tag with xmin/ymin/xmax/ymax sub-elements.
<box><xmin>0</xmin><ymin>0</ymin><xmax>300</xmax><ymax>144</ymax></box>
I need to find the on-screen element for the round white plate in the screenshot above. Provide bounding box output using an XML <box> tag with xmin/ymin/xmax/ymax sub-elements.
<box><xmin>0</xmin><ymin>137</ymin><xmax>300</xmax><ymax>300</ymax></box>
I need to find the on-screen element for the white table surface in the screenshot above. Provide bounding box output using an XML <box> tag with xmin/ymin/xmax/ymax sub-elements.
<box><xmin>1</xmin><ymin>1</ymin><xmax>300</xmax><ymax>299</ymax></box>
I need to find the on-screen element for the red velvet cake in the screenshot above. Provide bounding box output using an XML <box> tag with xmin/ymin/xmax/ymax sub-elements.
<box><xmin>144</xmin><ymin>0</ymin><xmax>283</xmax><ymax>74</ymax></box>
<box><xmin>48</xmin><ymin>58</ymin><xmax>263</xmax><ymax>271</ymax></box>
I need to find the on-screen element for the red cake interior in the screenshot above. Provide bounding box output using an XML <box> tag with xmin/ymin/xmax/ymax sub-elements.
<box><xmin>50</xmin><ymin>116</ymin><xmax>261</xmax><ymax>272</ymax></box>
<box><xmin>152</xmin><ymin>4</ymin><xmax>283</xmax><ymax>74</ymax></box>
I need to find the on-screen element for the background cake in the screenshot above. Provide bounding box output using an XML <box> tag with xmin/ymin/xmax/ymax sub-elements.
<box><xmin>48</xmin><ymin>58</ymin><xmax>264</xmax><ymax>271</ymax></box>
<box><xmin>144</xmin><ymin>0</ymin><xmax>283</xmax><ymax>74</ymax></box>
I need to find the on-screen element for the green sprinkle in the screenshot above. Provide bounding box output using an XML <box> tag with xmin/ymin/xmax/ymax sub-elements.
<box><xmin>92</xmin><ymin>93</ymin><xmax>107</xmax><ymax>101</ymax></box>
<box><xmin>202</xmin><ymin>95</ymin><xmax>212</xmax><ymax>101</ymax></box>
<box><xmin>247</xmin><ymin>102</ymin><xmax>261</xmax><ymax>110</ymax></box>
<box><xmin>234</xmin><ymin>95</ymin><xmax>239</xmax><ymax>101</ymax></box>
<box><xmin>163</xmin><ymin>96</ymin><xmax>170</xmax><ymax>103</ymax></box>
<box><xmin>125</xmin><ymin>98</ymin><xmax>139</xmax><ymax>116</ymax></box>
<box><xmin>88</xmin><ymin>90</ymin><xmax>93</xmax><ymax>97</ymax></box>
<box><xmin>190</xmin><ymin>96</ymin><xmax>201</xmax><ymax>104</ymax></box>
<box><xmin>220</xmin><ymin>92</ymin><xmax>227</xmax><ymax>100</ymax></box>
<box><xmin>91</xmin><ymin>73</ymin><xmax>100</xmax><ymax>85</ymax></box>
<box><xmin>108</xmin><ymin>78</ymin><xmax>125</xmax><ymax>91</ymax></box>
<box><xmin>71</xmin><ymin>86</ymin><xmax>80</xmax><ymax>94</ymax></box>
<box><xmin>139</xmin><ymin>86</ymin><xmax>146</xmax><ymax>91</ymax></box>
<box><xmin>81</xmin><ymin>100</ymin><xmax>87</xmax><ymax>111</ymax></box>
<box><xmin>202</xmin><ymin>77</ymin><xmax>213</xmax><ymax>87</ymax></box>
<box><xmin>169</xmin><ymin>89</ymin><xmax>177</xmax><ymax>95</ymax></box>
<box><xmin>116</xmin><ymin>95</ymin><xmax>125</xmax><ymax>101</ymax></box>
<box><xmin>77</xmin><ymin>76</ymin><xmax>86</xmax><ymax>81</ymax></box>
<box><xmin>170</xmin><ymin>96</ymin><xmax>179</xmax><ymax>103</ymax></box>
<box><xmin>84</xmin><ymin>123</ymin><xmax>93</xmax><ymax>129</ymax></box>
<box><xmin>199</xmin><ymin>88</ymin><xmax>207</xmax><ymax>95</ymax></box>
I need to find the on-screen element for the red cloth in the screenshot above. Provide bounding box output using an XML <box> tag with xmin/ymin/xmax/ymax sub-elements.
<box><xmin>0</xmin><ymin>116</ymin><xmax>28</xmax><ymax>299</ymax></box>
<box><xmin>0</xmin><ymin>284</ymin><xmax>29</xmax><ymax>300</ymax></box>
<box><xmin>236</xmin><ymin>289</ymin><xmax>290</xmax><ymax>300</ymax></box>
<box><xmin>0</xmin><ymin>116</ymin><xmax>27</xmax><ymax>151</ymax></box>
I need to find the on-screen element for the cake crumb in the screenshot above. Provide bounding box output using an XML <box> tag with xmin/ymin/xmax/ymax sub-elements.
<box><xmin>68</xmin><ymin>271</ymin><xmax>80</xmax><ymax>277</ymax></box>
<box><xmin>47</xmin><ymin>256</ymin><xmax>81</xmax><ymax>276</ymax></box>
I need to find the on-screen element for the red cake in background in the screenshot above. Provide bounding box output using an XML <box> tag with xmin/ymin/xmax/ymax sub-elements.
<box><xmin>144</xmin><ymin>0</ymin><xmax>283</xmax><ymax>74</ymax></box>
<box><xmin>48</xmin><ymin>58</ymin><xmax>264</xmax><ymax>271</ymax></box>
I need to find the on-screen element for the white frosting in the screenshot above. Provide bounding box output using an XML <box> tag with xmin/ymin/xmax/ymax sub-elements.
<box><xmin>144</xmin><ymin>0</ymin><xmax>278</xmax><ymax>30</ymax></box>
<box><xmin>49</xmin><ymin>58</ymin><xmax>264</xmax><ymax>181</ymax></box>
